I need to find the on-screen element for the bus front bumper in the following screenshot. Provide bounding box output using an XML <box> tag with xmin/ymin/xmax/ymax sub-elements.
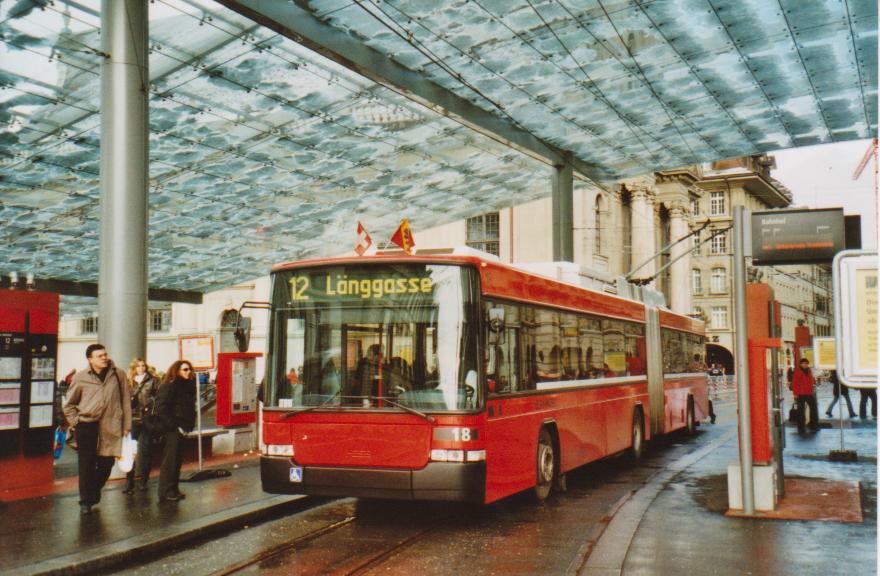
<box><xmin>261</xmin><ymin>456</ymin><xmax>486</xmax><ymax>502</ymax></box>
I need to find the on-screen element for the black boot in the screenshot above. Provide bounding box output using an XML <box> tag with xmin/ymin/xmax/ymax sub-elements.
<box><xmin>123</xmin><ymin>474</ymin><xmax>135</xmax><ymax>495</ymax></box>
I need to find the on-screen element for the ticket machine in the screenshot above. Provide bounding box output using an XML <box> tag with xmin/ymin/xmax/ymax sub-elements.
<box><xmin>215</xmin><ymin>352</ymin><xmax>262</xmax><ymax>427</ymax></box>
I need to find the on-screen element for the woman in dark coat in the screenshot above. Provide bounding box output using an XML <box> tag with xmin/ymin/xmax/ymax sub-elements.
<box><xmin>156</xmin><ymin>360</ymin><xmax>197</xmax><ymax>501</ymax></box>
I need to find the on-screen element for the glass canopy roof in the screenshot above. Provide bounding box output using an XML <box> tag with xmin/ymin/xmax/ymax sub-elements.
<box><xmin>0</xmin><ymin>0</ymin><xmax>876</xmax><ymax>302</ymax></box>
<box><xmin>0</xmin><ymin>0</ymin><xmax>556</xmax><ymax>297</ymax></box>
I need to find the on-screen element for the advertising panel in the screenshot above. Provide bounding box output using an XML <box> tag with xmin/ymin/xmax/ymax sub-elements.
<box><xmin>835</xmin><ymin>251</ymin><xmax>878</xmax><ymax>388</ymax></box>
<box><xmin>179</xmin><ymin>335</ymin><xmax>215</xmax><ymax>370</ymax></box>
<box><xmin>813</xmin><ymin>337</ymin><xmax>836</xmax><ymax>370</ymax></box>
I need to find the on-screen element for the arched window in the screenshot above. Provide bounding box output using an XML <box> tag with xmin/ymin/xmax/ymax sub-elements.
<box><xmin>621</xmin><ymin>190</ymin><xmax>632</xmax><ymax>272</ymax></box>
<box><xmin>220</xmin><ymin>309</ymin><xmax>239</xmax><ymax>327</ymax></box>
<box><xmin>594</xmin><ymin>194</ymin><xmax>603</xmax><ymax>256</ymax></box>
<box><xmin>219</xmin><ymin>309</ymin><xmax>240</xmax><ymax>353</ymax></box>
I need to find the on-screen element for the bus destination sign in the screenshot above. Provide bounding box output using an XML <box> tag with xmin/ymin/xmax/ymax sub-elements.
<box><xmin>751</xmin><ymin>208</ymin><xmax>845</xmax><ymax>265</ymax></box>
<box><xmin>283</xmin><ymin>265</ymin><xmax>438</xmax><ymax>304</ymax></box>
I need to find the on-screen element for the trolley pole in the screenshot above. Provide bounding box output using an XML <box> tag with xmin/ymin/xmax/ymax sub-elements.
<box><xmin>733</xmin><ymin>206</ymin><xmax>755</xmax><ymax>514</ymax></box>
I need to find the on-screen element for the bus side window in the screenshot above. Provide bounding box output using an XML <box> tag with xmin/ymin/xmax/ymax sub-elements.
<box><xmin>507</xmin><ymin>327</ymin><xmax>519</xmax><ymax>392</ymax></box>
<box><xmin>487</xmin><ymin>344</ymin><xmax>506</xmax><ymax>393</ymax></box>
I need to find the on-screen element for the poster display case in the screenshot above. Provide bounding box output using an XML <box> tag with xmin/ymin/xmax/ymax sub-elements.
<box><xmin>0</xmin><ymin>383</ymin><xmax>21</xmax><ymax>405</ymax></box>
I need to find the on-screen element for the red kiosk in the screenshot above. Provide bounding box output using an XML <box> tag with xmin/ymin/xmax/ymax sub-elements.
<box><xmin>0</xmin><ymin>290</ymin><xmax>59</xmax><ymax>492</ymax></box>
<box><xmin>215</xmin><ymin>352</ymin><xmax>261</xmax><ymax>427</ymax></box>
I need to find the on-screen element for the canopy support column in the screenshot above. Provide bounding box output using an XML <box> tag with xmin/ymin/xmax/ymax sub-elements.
<box><xmin>552</xmin><ymin>158</ymin><xmax>574</xmax><ymax>262</ymax></box>
<box><xmin>98</xmin><ymin>0</ymin><xmax>149</xmax><ymax>364</ymax></box>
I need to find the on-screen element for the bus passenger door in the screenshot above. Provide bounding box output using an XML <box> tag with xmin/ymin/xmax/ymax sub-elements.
<box><xmin>645</xmin><ymin>307</ymin><xmax>664</xmax><ymax>436</ymax></box>
<box><xmin>486</xmin><ymin>322</ymin><xmax>535</xmax><ymax>502</ymax></box>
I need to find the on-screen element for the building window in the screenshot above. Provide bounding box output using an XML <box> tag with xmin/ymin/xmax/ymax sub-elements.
<box><xmin>711</xmin><ymin>306</ymin><xmax>728</xmax><ymax>329</ymax></box>
<box><xmin>149</xmin><ymin>309</ymin><xmax>172</xmax><ymax>333</ymax></box>
<box><xmin>80</xmin><ymin>316</ymin><xmax>98</xmax><ymax>335</ymax></box>
<box><xmin>594</xmin><ymin>195</ymin><xmax>604</xmax><ymax>256</ymax></box>
<box><xmin>710</xmin><ymin>231</ymin><xmax>727</xmax><ymax>255</ymax></box>
<box><xmin>690</xmin><ymin>197</ymin><xmax>699</xmax><ymax>216</ymax></box>
<box><xmin>710</xmin><ymin>191</ymin><xmax>726</xmax><ymax>216</ymax></box>
<box><xmin>692</xmin><ymin>269</ymin><xmax>702</xmax><ymax>294</ymax></box>
<box><xmin>710</xmin><ymin>267</ymin><xmax>727</xmax><ymax>293</ymax></box>
<box><xmin>466</xmin><ymin>212</ymin><xmax>500</xmax><ymax>256</ymax></box>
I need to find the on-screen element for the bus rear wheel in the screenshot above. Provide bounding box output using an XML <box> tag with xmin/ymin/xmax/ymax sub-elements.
<box><xmin>629</xmin><ymin>407</ymin><xmax>645</xmax><ymax>461</ymax></box>
<box><xmin>686</xmin><ymin>396</ymin><xmax>696</xmax><ymax>435</ymax></box>
<box><xmin>534</xmin><ymin>428</ymin><xmax>555</xmax><ymax>501</ymax></box>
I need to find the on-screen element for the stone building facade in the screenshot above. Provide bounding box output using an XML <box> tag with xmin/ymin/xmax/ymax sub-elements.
<box><xmin>416</xmin><ymin>154</ymin><xmax>834</xmax><ymax>373</ymax></box>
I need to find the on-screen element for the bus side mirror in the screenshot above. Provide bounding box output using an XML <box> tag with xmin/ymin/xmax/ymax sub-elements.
<box><xmin>487</xmin><ymin>307</ymin><xmax>505</xmax><ymax>345</ymax></box>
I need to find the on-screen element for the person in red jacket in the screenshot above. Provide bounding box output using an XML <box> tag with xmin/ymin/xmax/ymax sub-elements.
<box><xmin>792</xmin><ymin>357</ymin><xmax>820</xmax><ymax>434</ymax></box>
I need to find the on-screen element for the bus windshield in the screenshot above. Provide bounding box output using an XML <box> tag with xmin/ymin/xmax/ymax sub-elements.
<box><xmin>267</xmin><ymin>263</ymin><xmax>481</xmax><ymax>412</ymax></box>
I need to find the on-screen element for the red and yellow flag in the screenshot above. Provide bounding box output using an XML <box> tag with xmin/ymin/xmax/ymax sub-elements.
<box><xmin>390</xmin><ymin>218</ymin><xmax>416</xmax><ymax>255</ymax></box>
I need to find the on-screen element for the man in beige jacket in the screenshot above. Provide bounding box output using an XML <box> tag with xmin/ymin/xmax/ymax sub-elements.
<box><xmin>63</xmin><ymin>344</ymin><xmax>131</xmax><ymax>515</ymax></box>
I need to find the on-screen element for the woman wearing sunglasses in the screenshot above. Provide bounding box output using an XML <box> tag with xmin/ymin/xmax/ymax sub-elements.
<box><xmin>155</xmin><ymin>360</ymin><xmax>197</xmax><ymax>502</ymax></box>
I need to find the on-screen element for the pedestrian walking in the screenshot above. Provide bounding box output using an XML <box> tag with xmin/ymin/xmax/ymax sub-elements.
<box><xmin>792</xmin><ymin>357</ymin><xmax>819</xmax><ymax>434</ymax></box>
<box><xmin>859</xmin><ymin>387</ymin><xmax>877</xmax><ymax>420</ymax></box>
<box><xmin>123</xmin><ymin>358</ymin><xmax>159</xmax><ymax>493</ymax></box>
<box><xmin>825</xmin><ymin>370</ymin><xmax>856</xmax><ymax>418</ymax></box>
<box><xmin>63</xmin><ymin>344</ymin><xmax>131</xmax><ymax>515</ymax></box>
<box><xmin>707</xmin><ymin>363</ymin><xmax>723</xmax><ymax>399</ymax></box>
<box><xmin>156</xmin><ymin>360</ymin><xmax>197</xmax><ymax>502</ymax></box>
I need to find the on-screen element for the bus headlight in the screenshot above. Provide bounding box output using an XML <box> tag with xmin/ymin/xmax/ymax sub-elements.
<box><xmin>430</xmin><ymin>449</ymin><xmax>485</xmax><ymax>462</ymax></box>
<box><xmin>266</xmin><ymin>444</ymin><xmax>294</xmax><ymax>457</ymax></box>
<box><xmin>466</xmin><ymin>450</ymin><xmax>486</xmax><ymax>462</ymax></box>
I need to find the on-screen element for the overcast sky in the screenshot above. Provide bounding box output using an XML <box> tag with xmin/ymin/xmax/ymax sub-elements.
<box><xmin>771</xmin><ymin>139</ymin><xmax>877</xmax><ymax>250</ymax></box>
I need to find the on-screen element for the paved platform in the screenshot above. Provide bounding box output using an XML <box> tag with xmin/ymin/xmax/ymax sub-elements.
<box><xmin>3</xmin><ymin>385</ymin><xmax>877</xmax><ymax>576</ymax></box>
<box><xmin>583</xmin><ymin>388</ymin><xmax>878</xmax><ymax>576</ymax></box>
<box><xmin>2</xmin><ymin>452</ymin><xmax>305</xmax><ymax>576</ymax></box>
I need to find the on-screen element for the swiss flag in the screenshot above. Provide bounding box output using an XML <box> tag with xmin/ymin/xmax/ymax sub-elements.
<box><xmin>355</xmin><ymin>221</ymin><xmax>374</xmax><ymax>256</ymax></box>
<box><xmin>390</xmin><ymin>219</ymin><xmax>416</xmax><ymax>255</ymax></box>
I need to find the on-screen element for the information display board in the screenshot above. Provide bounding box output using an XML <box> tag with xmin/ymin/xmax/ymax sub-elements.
<box><xmin>751</xmin><ymin>208</ymin><xmax>845</xmax><ymax>265</ymax></box>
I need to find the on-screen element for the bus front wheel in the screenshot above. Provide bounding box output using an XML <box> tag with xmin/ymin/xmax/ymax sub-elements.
<box><xmin>534</xmin><ymin>428</ymin><xmax>555</xmax><ymax>501</ymax></box>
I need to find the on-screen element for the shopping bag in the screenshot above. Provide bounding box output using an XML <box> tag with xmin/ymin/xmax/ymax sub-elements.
<box><xmin>53</xmin><ymin>427</ymin><xmax>65</xmax><ymax>459</ymax></box>
<box><xmin>117</xmin><ymin>433</ymin><xmax>137</xmax><ymax>473</ymax></box>
<box><xmin>66</xmin><ymin>428</ymin><xmax>77</xmax><ymax>451</ymax></box>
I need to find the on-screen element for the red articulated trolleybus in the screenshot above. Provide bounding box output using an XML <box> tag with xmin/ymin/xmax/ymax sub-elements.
<box><xmin>260</xmin><ymin>249</ymin><xmax>709</xmax><ymax>503</ymax></box>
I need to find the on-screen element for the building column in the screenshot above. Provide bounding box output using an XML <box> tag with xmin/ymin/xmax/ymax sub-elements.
<box><xmin>552</xmin><ymin>158</ymin><xmax>574</xmax><ymax>262</ymax></box>
<box><xmin>98</xmin><ymin>0</ymin><xmax>149</xmax><ymax>364</ymax></box>
<box><xmin>668</xmin><ymin>203</ymin><xmax>691</xmax><ymax>313</ymax></box>
<box><xmin>629</xmin><ymin>187</ymin><xmax>656</xmax><ymax>281</ymax></box>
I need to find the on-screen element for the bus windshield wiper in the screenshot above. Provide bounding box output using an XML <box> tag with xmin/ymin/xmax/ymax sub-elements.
<box><xmin>372</xmin><ymin>396</ymin><xmax>435</xmax><ymax>423</ymax></box>
<box><xmin>281</xmin><ymin>392</ymin><xmax>341</xmax><ymax>420</ymax></box>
